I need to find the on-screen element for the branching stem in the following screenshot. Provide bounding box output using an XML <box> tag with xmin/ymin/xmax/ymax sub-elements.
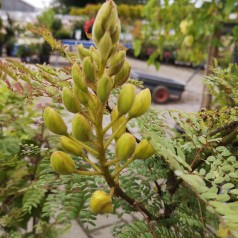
<box><xmin>75</xmin><ymin>170</ymin><xmax>103</xmax><ymax>176</ymax></box>
<box><xmin>105</xmin><ymin>120</ymin><xmax>128</xmax><ymax>149</ymax></box>
<box><xmin>81</xmin><ymin>154</ymin><xmax>102</xmax><ymax>172</ymax></box>
<box><xmin>68</xmin><ymin>136</ymin><xmax>98</xmax><ymax>157</ymax></box>
<box><xmin>103</xmin><ymin>114</ymin><xmax>120</xmax><ymax>134</ymax></box>
<box><xmin>112</xmin><ymin>156</ymin><xmax>136</xmax><ymax>178</ymax></box>
<box><xmin>105</xmin><ymin>158</ymin><xmax>121</xmax><ymax>166</ymax></box>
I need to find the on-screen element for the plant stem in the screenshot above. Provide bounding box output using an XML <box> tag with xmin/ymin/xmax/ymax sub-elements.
<box><xmin>105</xmin><ymin>158</ymin><xmax>121</xmax><ymax>166</ymax></box>
<box><xmin>208</xmin><ymin>121</ymin><xmax>238</xmax><ymax>137</ymax></box>
<box><xmin>68</xmin><ymin>135</ymin><xmax>98</xmax><ymax>157</ymax></box>
<box><xmin>112</xmin><ymin>156</ymin><xmax>136</xmax><ymax>178</ymax></box>
<box><xmin>105</xmin><ymin>120</ymin><xmax>128</xmax><ymax>149</ymax></box>
<box><xmin>103</xmin><ymin>114</ymin><xmax>120</xmax><ymax>134</ymax></box>
<box><xmin>94</xmin><ymin>98</ymin><xmax>157</xmax><ymax>221</ymax></box>
<box><xmin>81</xmin><ymin>154</ymin><xmax>102</xmax><ymax>172</ymax></box>
<box><xmin>221</xmin><ymin>125</ymin><xmax>238</xmax><ymax>145</ymax></box>
<box><xmin>75</xmin><ymin>170</ymin><xmax>103</xmax><ymax>176</ymax></box>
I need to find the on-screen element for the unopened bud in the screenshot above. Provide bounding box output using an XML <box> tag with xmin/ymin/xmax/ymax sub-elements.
<box><xmin>134</xmin><ymin>139</ymin><xmax>155</xmax><ymax>160</ymax></box>
<box><xmin>90</xmin><ymin>46</ymin><xmax>100</xmax><ymax>70</ymax></box>
<box><xmin>117</xmin><ymin>84</ymin><xmax>136</xmax><ymax>115</ymax></box>
<box><xmin>50</xmin><ymin>151</ymin><xmax>75</xmax><ymax>175</ymax></box>
<box><xmin>72</xmin><ymin>114</ymin><xmax>92</xmax><ymax>142</ymax></box>
<box><xmin>71</xmin><ymin>63</ymin><xmax>88</xmax><ymax>92</ymax></box>
<box><xmin>106</xmin><ymin>6</ymin><xmax>118</xmax><ymax>33</ymax></box>
<box><xmin>62</xmin><ymin>87</ymin><xmax>81</xmax><ymax>113</ymax></box>
<box><xmin>90</xmin><ymin>190</ymin><xmax>113</xmax><ymax>214</ymax></box>
<box><xmin>82</xmin><ymin>56</ymin><xmax>96</xmax><ymax>84</ymax></box>
<box><xmin>116</xmin><ymin>133</ymin><xmax>136</xmax><ymax>161</ymax></box>
<box><xmin>60</xmin><ymin>136</ymin><xmax>83</xmax><ymax>156</ymax></box>
<box><xmin>108</xmin><ymin>50</ymin><xmax>126</xmax><ymax>76</ymax></box>
<box><xmin>113</xmin><ymin>60</ymin><xmax>131</xmax><ymax>87</ymax></box>
<box><xmin>44</xmin><ymin>107</ymin><xmax>67</xmax><ymax>135</ymax></box>
<box><xmin>92</xmin><ymin>1</ymin><xmax>112</xmax><ymax>39</ymax></box>
<box><xmin>74</xmin><ymin>86</ymin><xmax>89</xmax><ymax>106</ymax></box>
<box><xmin>97</xmin><ymin>75</ymin><xmax>113</xmax><ymax>103</ymax></box>
<box><xmin>92</xmin><ymin>20</ymin><xmax>104</xmax><ymax>45</ymax></box>
<box><xmin>129</xmin><ymin>89</ymin><xmax>151</xmax><ymax>118</ymax></box>
<box><xmin>98</xmin><ymin>31</ymin><xmax>113</xmax><ymax>64</ymax></box>
<box><xmin>88</xmin><ymin>94</ymin><xmax>98</xmax><ymax>112</ymax></box>
<box><xmin>77</xmin><ymin>44</ymin><xmax>91</xmax><ymax>61</ymax></box>
<box><xmin>111</xmin><ymin>108</ymin><xmax>126</xmax><ymax>140</ymax></box>
<box><xmin>111</xmin><ymin>22</ymin><xmax>121</xmax><ymax>44</ymax></box>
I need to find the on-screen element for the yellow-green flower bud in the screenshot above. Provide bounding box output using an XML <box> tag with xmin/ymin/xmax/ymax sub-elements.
<box><xmin>116</xmin><ymin>133</ymin><xmax>136</xmax><ymax>161</ymax></box>
<box><xmin>108</xmin><ymin>50</ymin><xmax>126</xmax><ymax>76</ymax></box>
<box><xmin>134</xmin><ymin>139</ymin><xmax>155</xmax><ymax>160</ymax></box>
<box><xmin>113</xmin><ymin>60</ymin><xmax>131</xmax><ymax>87</ymax></box>
<box><xmin>44</xmin><ymin>107</ymin><xmax>67</xmax><ymax>135</ymax></box>
<box><xmin>50</xmin><ymin>151</ymin><xmax>75</xmax><ymax>175</ymax></box>
<box><xmin>92</xmin><ymin>1</ymin><xmax>112</xmax><ymax>41</ymax></box>
<box><xmin>77</xmin><ymin>44</ymin><xmax>91</xmax><ymax>61</ymax></box>
<box><xmin>60</xmin><ymin>136</ymin><xmax>83</xmax><ymax>156</ymax></box>
<box><xmin>111</xmin><ymin>108</ymin><xmax>126</xmax><ymax>140</ymax></box>
<box><xmin>71</xmin><ymin>63</ymin><xmax>88</xmax><ymax>92</ymax></box>
<box><xmin>106</xmin><ymin>6</ymin><xmax>118</xmax><ymax>33</ymax></box>
<box><xmin>98</xmin><ymin>31</ymin><xmax>113</xmax><ymax>64</ymax></box>
<box><xmin>129</xmin><ymin>89</ymin><xmax>151</xmax><ymax>118</ymax></box>
<box><xmin>90</xmin><ymin>190</ymin><xmax>113</xmax><ymax>214</ymax></box>
<box><xmin>74</xmin><ymin>86</ymin><xmax>89</xmax><ymax>106</ymax></box>
<box><xmin>117</xmin><ymin>84</ymin><xmax>136</xmax><ymax>115</ymax></box>
<box><xmin>111</xmin><ymin>22</ymin><xmax>121</xmax><ymax>44</ymax></box>
<box><xmin>92</xmin><ymin>19</ymin><xmax>104</xmax><ymax>45</ymax></box>
<box><xmin>62</xmin><ymin>87</ymin><xmax>81</xmax><ymax>113</ymax></box>
<box><xmin>97</xmin><ymin>75</ymin><xmax>113</xmax><ymax>103</ymax></box>
<box><xmin>72</xmin><ymin>114</ymin><xmax>92</xmax><ymax>142</ymax></box>
<box><xmin>82</xmin><ymin>56</ymin><xmax>96</xmax><ymax>85</ymax></box>
<box><xmin>90</xmin><ymin>46</ymin><xmax>100</xmax><ymax>70</ymax></box>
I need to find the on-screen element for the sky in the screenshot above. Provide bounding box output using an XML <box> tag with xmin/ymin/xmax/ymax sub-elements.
<box><xmin>23</xmin><ymin>0</ymin><xmax>52</xmax><ymax>9</ymax></box>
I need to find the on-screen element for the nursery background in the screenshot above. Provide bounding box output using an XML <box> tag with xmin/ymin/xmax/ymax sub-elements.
<box><xmin>0</xmin><ymin>0</ymin><xmax>238</xmax><ymax>238</ymax></box>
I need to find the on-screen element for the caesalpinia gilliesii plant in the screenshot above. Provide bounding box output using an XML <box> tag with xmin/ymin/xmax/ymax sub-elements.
<box><xmin>44</xmin><ymin>0</ymin><xmax>155</xmax><ymax>218</ymax></box>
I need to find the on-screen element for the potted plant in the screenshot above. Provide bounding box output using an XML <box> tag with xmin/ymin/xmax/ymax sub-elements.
<box><xmin>38</xmin><ymin>41</ymin><xmax>51</xmax><ymax>64</ymax></box>
<box><xmin>0</xmin><ymin>18</ymin><xmax>5</xmax><ymax>57</ymax></box>
<box><xmin>4</xmin><ymin>16</ymin><xmax>16</xmax><ymax>57</ymax></box>
<box><xmin>17</xmin><ymin>45</ymin><xmax>32</xmax><ymax>63</ymax></box>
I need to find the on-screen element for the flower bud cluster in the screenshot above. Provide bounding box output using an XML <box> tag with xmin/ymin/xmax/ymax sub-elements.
<box><xmin>43</xmin><ymin>0</ymin><xmax>155</xmax><ymax>215</ymax></box>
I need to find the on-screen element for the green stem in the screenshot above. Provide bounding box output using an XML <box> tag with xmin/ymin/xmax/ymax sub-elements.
<box><xmin>221</xmin><ymin>126</ymin><xmax>238</xmax><ymax>146</ymax></box>
<box><xmin>105</xmin><ymin>120</ymin><xmax>128</xmax><ymax>149</ymax></box>
<box><xmin>112</xmin><ymin>155</ymin><xmax>136</xmax><ymax>178</ymax></box>
<box><xmin>103</xmin><ymin>114</ymin><xmax>120</xmax><ymax>134</ymax></box>
<box><xmin>74</xmin><ymin>170</ymin><xmax>103</xmax><ymax>176</ymax></box>
<box><xmin>68</xmin><ymin>135</ymin><xmax>98</xmax><ymax>157</ymax></box>
<box><xmin>105</xmin><ymin>157</ymin><xmax>121</xmax><ymax>166</ymax></box>
<box><xmin>81</xmin><ymin>154</ymin><xmax>102</xmax><ymax>172</ymax></box>
<box><xmin>115</xmin><ymin>161</ymin><xmax>119</xmax><ymax>183</ymax></box>
<box><xmin>81</xmin><ymin>111</ymin><xmax>95</xmax><ymax>125</ymax></box>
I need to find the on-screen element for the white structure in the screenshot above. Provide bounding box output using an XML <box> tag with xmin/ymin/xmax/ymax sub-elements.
<box><xmin>0</xmin><ymin>0</ymin><xmax>40</xmax><ymax>22</ymax></box>
<box><xmin>1</xmin><ymin>0</ymin><xmax>37</xmax><ymax>12</ymax></box>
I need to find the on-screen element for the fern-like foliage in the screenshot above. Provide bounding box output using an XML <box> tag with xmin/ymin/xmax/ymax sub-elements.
<box><xmin>204</xmin><ymin>63</ymin><xmax>238</xmax><ymax>107</ymax></box>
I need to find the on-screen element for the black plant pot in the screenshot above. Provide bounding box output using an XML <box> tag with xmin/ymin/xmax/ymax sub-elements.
<box><xmin>20</xmin><ymin>56</ymin><xmax>31</xmax><ymax>63</ymax></box>
<box><xmin>39</xmin><ymin>55</ymin><xmax>50</xmax><ymax>64</ymax></box>
<box><xmin>6</xmin><ymin>46</ymin><xmax>14</xmax><ymax>56</ymax></box>
<box><xmin>0</xmin><ymin>44</ymin><xmax>2</xmax><ymax>57</ymax></box>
